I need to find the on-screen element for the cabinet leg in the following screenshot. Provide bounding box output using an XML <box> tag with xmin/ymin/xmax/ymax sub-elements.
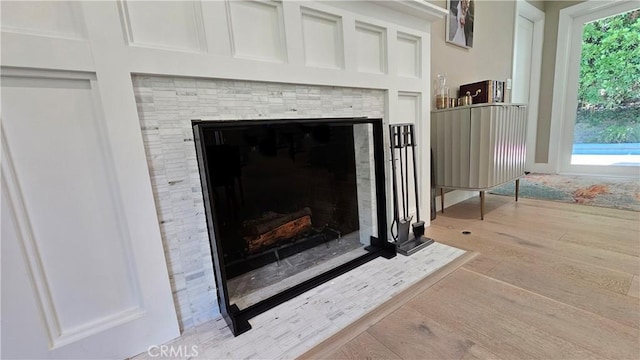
<box><xmin>480</xmin><ymin>190</ymin><xmax>485</xmax><ymax>220</ymax></box>
<box><xmin>440</xmin><ymin>188</ymin><xmax>444</xmax><ymax>214</ymax></box>
<box><xmin>515</xmin><ymin>179</ymin><xmax>520</xmax><ymax>202</ymax></box>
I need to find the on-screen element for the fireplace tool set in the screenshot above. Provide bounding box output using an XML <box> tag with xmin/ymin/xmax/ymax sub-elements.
<box><xmin>389</xmin><ymin>124</ymin><xmax>434</xmax><ymax>255</ymax></box>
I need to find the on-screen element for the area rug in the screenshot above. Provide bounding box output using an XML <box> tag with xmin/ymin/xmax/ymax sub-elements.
<box><xmin>490</xmin><ymin>173</ymin><xmax>640</xmax><ymax>211</ymax></box>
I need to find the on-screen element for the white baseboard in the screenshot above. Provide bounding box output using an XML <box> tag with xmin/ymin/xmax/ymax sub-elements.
<box><xmin>528</xmin><ymin>162</ymin><xmax>557</xmax><ymax>174</ymax></box>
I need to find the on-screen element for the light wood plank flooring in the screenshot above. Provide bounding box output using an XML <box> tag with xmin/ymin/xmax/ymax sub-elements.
<box><xmin>300</xmin><ymin>194</ymin><xmax>640</xmax><ymax>360</ymax></box>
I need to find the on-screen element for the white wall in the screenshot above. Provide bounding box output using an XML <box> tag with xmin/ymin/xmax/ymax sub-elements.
<box><xmin>1</xmin><ymin>0</ymin><xmax>445</xmax><ymax>336</ymax></box>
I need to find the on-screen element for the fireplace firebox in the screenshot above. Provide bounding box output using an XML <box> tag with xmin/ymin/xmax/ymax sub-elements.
<box><xmin>193</xmin><ymin>117</ymin><xmax>395</xmax><ymax>335</ymax></box>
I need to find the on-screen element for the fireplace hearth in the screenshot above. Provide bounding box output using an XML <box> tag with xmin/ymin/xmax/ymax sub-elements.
<box><xmin>193</xmin><ymin>117</ymin><xmax>395</xmax><ymax>335</ymax></box>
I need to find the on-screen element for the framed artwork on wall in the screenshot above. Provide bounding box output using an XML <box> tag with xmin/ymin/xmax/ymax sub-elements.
<box><xmin>446</xmin><ymin>0</ymin><xmax>475</xmax><ymax>48</ymax></box>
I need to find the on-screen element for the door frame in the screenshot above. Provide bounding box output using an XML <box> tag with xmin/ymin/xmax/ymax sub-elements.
<box><xmin>549</xmin><ymin>0</ymin><xmax>640</xmax><ymax>177</ymax></box>
<box><xmin>511</xmin><ymin>0</ymin><xmax>545</xmax><ymax>172</ymax></box>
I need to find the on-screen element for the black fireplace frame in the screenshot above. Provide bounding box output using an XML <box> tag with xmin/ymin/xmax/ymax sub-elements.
<box><xmin>192</xmin><ymin>117</ymin><xmax>396</xmax><ymax>336</ymax></box>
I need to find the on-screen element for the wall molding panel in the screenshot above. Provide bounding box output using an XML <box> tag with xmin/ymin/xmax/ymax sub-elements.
<box><xmin>0</xmin><ymin>1</ymin><xmax>86</xmax><ymax>40</ymax></box>
<box><xmin>118</xmin><ymin>0</ymin><xmax>207</xmax><ymax>53</ymax></box>
<box><xmin>1</xmin><ymin>131</ymin><xmax>60</xmax><ymax>349</ymax></box>
<box><xmin>396</xmin><ymin>31</ymin><xmax>421</xmax><ymax>78</ymax></box>
<box><xmin>1</xmin><ymin>69</ymin><xmax>145</xmax><ymax>350</ymax></box>
<box><xmin>398</xmin><ymin>91</ymin><xmax>421</xmax><ymax>124</ymax></box>
<box><xmin>300</xmin><ymin>7</ymin><xmax>344</xmax><ymax>69</ymax></box>
<box><xmin>226</xmin><ymin>0</ymin><xmax>286</xmax><ymax>62</ymax></box>
<box><xmin>355</xmin><ymin>21</ymin><xmax>387</xmax><ymax>74</ymax></box>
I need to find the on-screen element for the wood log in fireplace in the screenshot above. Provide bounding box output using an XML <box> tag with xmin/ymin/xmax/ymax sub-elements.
<box><xmin>243</xmin><ymin>207</ymin><xmax>312</xmax><ymax>254</ymax></box>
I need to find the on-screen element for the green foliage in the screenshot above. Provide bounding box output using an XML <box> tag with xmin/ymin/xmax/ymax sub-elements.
<box><xmin>574</xmin><ymin>107</ymin><xmax>640</xmax><ymax>144</ymax></box>
<box><xmin>579</xmin><ymin>10</ymin><xmax>640</xmax><ymax>108</ymax></box>
<box><xmin>597</xmin><ymin>124</ymin><xmax>640</xmax><ymax>143</ymax></box>
<box><xmin>576</xmin><ymin>106</ymin><xmax>640</xmax><ymax>126</ymax></box>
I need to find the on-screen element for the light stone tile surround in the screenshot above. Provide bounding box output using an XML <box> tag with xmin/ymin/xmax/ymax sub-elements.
<box><xmin>132</xmin><ymin>242</ymin><xmax>466</xmax><ymax>360</ymax></box>
<box><xmin>132</xmin><ymin>75</ymin><xmax>385</xmax><ymax>330</ymax></box>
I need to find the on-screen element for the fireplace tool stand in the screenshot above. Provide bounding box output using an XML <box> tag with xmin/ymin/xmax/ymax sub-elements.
<box><xmin>390</xmin><ymin>124</ymin><xmax>434</xmax><ymax>256</ymax></box>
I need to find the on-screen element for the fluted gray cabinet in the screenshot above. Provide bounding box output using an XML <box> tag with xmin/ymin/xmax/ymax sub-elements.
<box><xmin>431</xmin><ymin>104</ymin><xmax>527</xmax><ymax>218</ymax></box>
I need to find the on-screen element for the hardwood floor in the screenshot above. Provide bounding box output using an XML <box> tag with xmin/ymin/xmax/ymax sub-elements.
<box><xmin>300</xmin><ymin>194</ymin><xmax>640</xmax><ymax>360</ymax></box>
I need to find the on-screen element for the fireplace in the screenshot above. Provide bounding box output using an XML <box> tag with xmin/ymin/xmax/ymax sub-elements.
<box><xmin>133</xmin><ymin>75</ymin><xmax>390</xmax><ymax>332</ymax></box>
<box><xmin>193</xmin><ymin>117</ymin><xmax>395</xmax><ymax>335</ymax></box>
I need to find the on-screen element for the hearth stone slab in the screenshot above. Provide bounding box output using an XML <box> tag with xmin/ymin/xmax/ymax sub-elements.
<box><xmin>132</xmin><ymin>242</ymin><xmax>465</xmax><ymax>360</ymax></box>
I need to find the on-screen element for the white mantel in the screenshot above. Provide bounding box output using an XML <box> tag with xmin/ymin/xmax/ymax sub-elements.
<box><xmin>1</xmin><ymin>1</ymin><xmax>445</xmax><ymax>358</ymax></box>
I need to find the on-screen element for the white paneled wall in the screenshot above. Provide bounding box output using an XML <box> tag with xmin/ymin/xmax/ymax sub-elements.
<box><xmin>1</xmin><ymin>0</ymin><xmax>445</xmax><ymax>356</ymax></box>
